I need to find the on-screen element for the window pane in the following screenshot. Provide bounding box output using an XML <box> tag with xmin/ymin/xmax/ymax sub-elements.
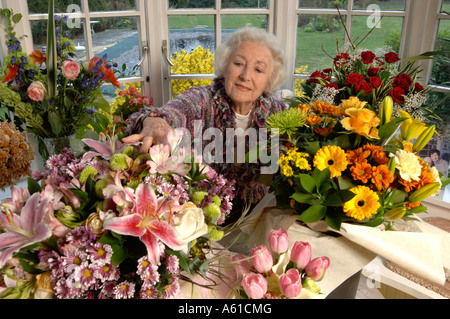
<box><xmin>222</xmin><ymin>0</ymin><xmax>268</xmax><ymax>9</ymax></box>
<box><xmin>430</xmin><ymin>19</ymin><xmax>450</xmax><ymax>87</ymax></box>
<box><xmin>353</xmin><ymin>0</ymin><xmax>406</xmax><ymax>11</ymax></box>
<box><xmin>90</xmin><ymin>17</ymin><xmax>140</xmax><ymax>77</ymax></box>
<box><xmin>168</xmin><ymin>15</ymin><xmax>215</xmax><ymax>57</ymax></box>
<box><xmin>87</xmin><ymin>0</ymin><xmax>137</xmax><ymax>11</ymax></box>
<box><xmin>27</xmin><ymin>0</ymin><xmax>82</xmax><ymax>14</ymax></box>
<box><xmin>168</xmin><ymin>0</ymin><xmax>215</xmax><ymax>9</ymax></box>
<box><xmin>222</xmin><ymin>14</ymin><xmax>268</xmax><ymax>30</ymax></box>
<box><xmin>350</xmin><ymin>16</ymin><xmax>404</xmax><ymax>52</ymax></box>
<box><xmin>296</xmin><ymin>14</ymin><xmax>345</xmax><ymax>73</ymax></box>
<box><xmin>441</xmin><ymin>0</ymin><xmax>450</xmax><ymax>12</ymax></box>
<box><xmin>298</xmin><ymin>0</ymin><xmax>346</xmax><ymax>9</ymax></box>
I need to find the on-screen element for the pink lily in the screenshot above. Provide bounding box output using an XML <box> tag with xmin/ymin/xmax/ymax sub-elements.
<box><xmin>102</xmin><ymin>183</ymin><xmax>184</xmax><ymax>264</ymax></box>
<box><xmin>0</xmin><ymin>187</ymin><xmax>30</xmax><ymax>214</ymax></box>
<box><xmin>0</xmin><ymin>193</ymin><xmax>53</xmax><ymax>268</ymax></box>
<box><xmin>147</xmin><ymin>130</ymin><xmax>191</xmax><ymax>176</ymax></box>
<box><xmin>82</xmin><ymin>135</ymin><xmax>138</xmax><ymax>161</ymax></box>
<box><xmin>102</xmin><ymin>171</ymin><xmax>136</xmax><ymax>215</ymax></box>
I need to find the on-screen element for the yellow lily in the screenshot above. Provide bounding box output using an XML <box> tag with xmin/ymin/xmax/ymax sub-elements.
<box><xmin>398</xmin><ymin>110</ymin><xmax>427</xmax><ymax>141</ymax></box>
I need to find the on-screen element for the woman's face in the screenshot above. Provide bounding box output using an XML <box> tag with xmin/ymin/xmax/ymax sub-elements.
<box><xmin>223</xmin><ymin>41</ymin><xmax>273</xmax><ymax>114</ymax></box>
<box><xmin>431</xmin><ymin>152</ymin><xmax>439</xmax><ymax>162</ymax></box>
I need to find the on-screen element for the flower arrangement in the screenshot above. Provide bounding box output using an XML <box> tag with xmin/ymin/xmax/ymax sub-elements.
<box><xmin>0</xmin><ymin>121</ymin><xmax>34</xmax><ymax>190</ymax></box>
<box><xmin>301</xmin><ymin>43</ymin><xmax>435</xmax><ymax>124</ymax></box>
<box><xmin>232</xmin><ymin>229</ymin><xmax>329</xmax><ymax>299</ymax></box>
<box><xmin>109</xmin><ymin>83</ymin><xmax>153</xmax><ymax>131</ymax></box>
<box><xmin>266</xmin><ymin>95</ymin><xmax>447</xmax><ymax>230</ymax></box>
<box><xmin>0</xmin><ymin>6</ymin><xmax>119</xmax><ymax>158</ymax></box>
<box><xmin>0</xmin><ymin>129</ymin><xmax>235</xmax><ymax>299</ymax></box>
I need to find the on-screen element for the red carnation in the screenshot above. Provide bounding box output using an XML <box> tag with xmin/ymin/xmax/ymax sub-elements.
<box><xmin>361</xmin><ymin>51</ymin><xmax>376</xmax><ymax>64</ymax></box>
<box><xmin>389</xmin><ymin>86</ymin><xmax>405</xmax><ymax>103</ymax></box>
<box><xmin>345</xmin><ymin>73</ymin><xmax>365</xmax><ymax>86</ymax></box>
<box><xmin>385</xmin><ymin>52</ymin><xmax>401</xmax><ymax>63</ymax></box>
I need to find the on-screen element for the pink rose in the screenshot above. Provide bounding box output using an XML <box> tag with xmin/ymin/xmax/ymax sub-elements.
<box><xmin>241</xmin><ymin>273</ymin><xmax>267</xmax><ymax>299</ymax></box>
<box><xmin>27</xmin><ymin>81</ymin><xmax>46</xmax><ymax>102</ymax></box>
<box><xmin>290</xmin><ymin>241</ymin><xmax>311</xmax><ymax>270</ymax></box>
<box><xmin>305</xmin><ymin>256</ymin><xmax>330</xmax><ymax>281</ymax></box>
<box><xmin>268</xmin><ymin>229</ymin><xmax>289</xmax><ymax>254</ymax></box>
<box><xmin>279</xmin><ymin>268</ymin><xmax>302</xmax><ymax>298</ymax></box>
<box><xmin>251</xmin><ymin>245</ymin><xmax>273</xmax><ymax>274</ymax></box>
<box><xmin>61</xmin><ymin>60</ymin><xmax>80</xmax><ymax>80</ymax></box>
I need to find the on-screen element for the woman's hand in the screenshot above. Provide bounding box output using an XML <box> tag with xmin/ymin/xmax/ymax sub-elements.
<box><xmin>122</xmin><ymin>116</ymin><xmax>172</xmax><ymax>153</ymax></box>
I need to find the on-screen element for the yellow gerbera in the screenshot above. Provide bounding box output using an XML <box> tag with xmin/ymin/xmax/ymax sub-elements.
<box><xmin>313</xmin><ymin>145</ymin><xmax>348</xmax><ymax>177</ymax></box>
<box><xmin>343</xmin><ymin>186</ymin><xmax>381</xmax><ymax>220</ymax></box>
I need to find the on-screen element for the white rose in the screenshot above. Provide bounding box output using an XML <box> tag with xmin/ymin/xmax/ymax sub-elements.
<box><xmin>173</xmin><ymin>202</ymin><xmax>208</xmax><ymax>250</ymax></box>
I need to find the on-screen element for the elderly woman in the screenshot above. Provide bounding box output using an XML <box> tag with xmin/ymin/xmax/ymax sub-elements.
<box><xmin>123</xmin><ymin>27</ymin><xmax>288</xmax><ymax>222</ymax></box>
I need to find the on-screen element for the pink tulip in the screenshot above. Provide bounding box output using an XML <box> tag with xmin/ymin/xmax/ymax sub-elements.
<box><xmin>241</xmin><ymin>273</ymin><xmax>267</xmax><ymax>299</ymax></box>
<box><xmin>290</xmin><ymin>241</ymin><xmax>311</xmax><ymax>270</ymax></box>
<box><xmin>268</xmin><ymin>229</ymin><xmax>289</xmax><ymax>254</ymax></box>
<box><xmin>61</xmin><ymin>60</ymin><xmax>80</xmax><ymax>80</ymax></box>
<box><xmin>279</xmin><ymin>268</ymin><xmax>302</xmax><ymax>298</ymax></box>
<box><xmin>251</xmin><ymin>245</ymin><xmax>273</xmax><ymax>274</ymax></box>
<box><xmin>27</xmin><ymin>81</ymin><xmax>46</xmax><ymax>102</ymax></box>
<box><xmin>305</xmin><ymin>256</ymin><xmax>330</xmax><ymax>281</ymax></box>
<box><xmin>232</xmin><ymin>254</ymin><xmax>252</xmax><ymax>280</ymax></box>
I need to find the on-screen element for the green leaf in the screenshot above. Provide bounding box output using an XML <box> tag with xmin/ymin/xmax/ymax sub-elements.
<box><xmin>166</xmin><ymin>248</ymin><xmax>192</xmax><ymax>276</ymax></box>
<box><xmin>27</xmin><ymin>177</ymin><xmax>42</xmax><ymax>195</ymax></box>
<box><xmin>48</xmin><ymin>111</ymin><xmax>63</xmax><ymax>136</ymax></box>
<box><xmin>298</xmin><ymin>173</ymin><xmax>316</xmax><ymax>193</ymax></box>
<box><xmin>111</xmin><ymin>244</ymin><xmax>128</xmax><ymax>267</ymax></box>
<box><xmin>298</xmin><ymin>205</ymin><xmax>326</xmax><ymax>223</ymax></box>
<box><xmin>325</xmin><ymin>189</ymin><xmax>355</xmax><ymax>206</ymax></box>
<box><xmin>325</xmin><ymin>209</ymin><xmax>342</xmax><ymax>230</ymax></box>
<box><xmin>46</xmin><ymin>0</ymin><xmax>57</xmax><ymax>99</ymax></box>
<box><xmin>378</xmin><ymin>117</ymin><xmax>404</xmax><ymax>140</ymax></box>
<box><xmin>291</xmin><ymin>191</ymin><xmax>317</xmax><ymax>204</ymax></box>
<box><xmin>312</xmin><ymin>167</ymin><xmax>331</xmax><ymax>192</ymax></box>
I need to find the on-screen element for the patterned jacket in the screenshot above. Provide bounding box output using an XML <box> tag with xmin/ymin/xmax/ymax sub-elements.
<box><xmin>126</xmin><ymin>78</ymin><xmax>288</xmax><ymax>204</ymax></box>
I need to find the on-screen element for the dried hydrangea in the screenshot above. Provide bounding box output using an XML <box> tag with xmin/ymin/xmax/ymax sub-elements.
<box><xmin>0</xmin><ymin>121</ymin><xmax>34</xmax><ymax>190</ymax></box>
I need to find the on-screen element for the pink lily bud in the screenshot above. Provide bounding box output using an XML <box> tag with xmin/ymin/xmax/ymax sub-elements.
<box><xmin>279</xmin><ymin>268</ymin><xmax>302</xmax><ymax>299</ymax></box>
<box><xmin>232</xmin><ymin>254</ymin><xmax>252</xmax><ymax>280</ymax></box>
<box><xmin>305</xmin><ymin>256</ymin><xmax>330</xmax><ymax>281</ymax></box>
<box><xmin>290</xmin><ymin>241</ymin><xmax>311</xmax><ymax>270</ymax></box>
<box><xmin>251</xmin><ymin>245</ymin><xmax>273</xmax><ymax>274</ymax></box>
<box><xmin>241</xmin><ymin>273</ymin><xmax>268</xmax><ymax>299</ymax></box>
<box><xmin>268</xmin><ymin>229</ymin><xmax>289</xmax><ymax>254</ymax></box>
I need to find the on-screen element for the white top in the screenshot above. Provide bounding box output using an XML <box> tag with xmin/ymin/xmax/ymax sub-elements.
<box><xmin>234</xmin><ymin>111</ymin><xmax>252</xmax><ymax>130</ymax></box>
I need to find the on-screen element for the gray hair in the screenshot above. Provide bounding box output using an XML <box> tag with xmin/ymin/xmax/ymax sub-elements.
<box><xmin>215</xmin><ymin>27</ymin><xmax>287</xmax><ymax>95</ymax></box>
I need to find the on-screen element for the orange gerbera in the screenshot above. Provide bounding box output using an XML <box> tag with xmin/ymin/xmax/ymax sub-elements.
<box><xmin>371</xmin><ymin>164</ymin><xmax>394</xmax><ymax>190</ymax></box>
<box><xmin>29</xmin><ymin>49</ymin><xmax>46</xmax><ymax>66</ymax></box>
<box><xmin>350</xmin><ymin>161</ymin><xmax>373</xmax><ymax>183</ymax></box>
